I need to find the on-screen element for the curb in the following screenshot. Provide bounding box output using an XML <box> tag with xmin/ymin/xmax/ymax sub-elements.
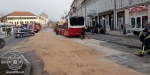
<box><xmin>86</xmin><ymin>32</ymin><xmax>137</xmax><ymax>39</ymax></box>
<box><xmin>86</xmin><ymin>36</ymin><xmax>140</xmax><ymax>49</ymax></box>
<box><xmin>103</xmin><ymin>33</ymin><xmax>137</xmax><ymax>39</ymax></box>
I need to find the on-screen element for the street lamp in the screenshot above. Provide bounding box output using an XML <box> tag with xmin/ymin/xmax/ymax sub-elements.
<box><xmin>102</xmin><ymin>17</ymin><xmax>105</xmax><ymax>20</ymax></box>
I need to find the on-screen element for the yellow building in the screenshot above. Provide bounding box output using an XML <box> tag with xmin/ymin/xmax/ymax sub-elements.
<box><xmin>3</xmin><ymin>11</ymin><xmax>39</xmax><ymax>26</ymax></box>
<box><xmin>0</xmin><ymin>11</ymin><xmax>49</xmax><ymax>28</ymax></box>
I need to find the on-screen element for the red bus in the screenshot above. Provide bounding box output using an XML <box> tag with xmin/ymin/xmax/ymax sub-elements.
<box><xmin>57</xmin><ymin>16</ymin><xmax>85</xmax><ymax>37</ymax></box>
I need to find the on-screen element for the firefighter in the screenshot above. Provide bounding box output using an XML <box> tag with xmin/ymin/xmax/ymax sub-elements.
<box><xmin>133</xmin><ymin>25</ymin><xmax>150</xmax><ymax>57</ymax></box>
<box><xmin>81</xmin><ymin>27</ymin><xmax>85</xmax><ymax>39</ymax></box>
<box><xmin>138</xmin><ymin>31</ymin><xmax>150</xmax><ymax>57</ymax></box>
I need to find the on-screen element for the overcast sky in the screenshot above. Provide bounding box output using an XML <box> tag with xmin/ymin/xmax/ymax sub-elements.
<box><xmin>0</xmin><ymin>0</ymin><xmax>73</xmax><ymax>21</ymax></box>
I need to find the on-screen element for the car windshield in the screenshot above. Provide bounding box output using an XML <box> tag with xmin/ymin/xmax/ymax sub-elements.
<box><xmin>20</xmin><ymin>30</ymin><xmax>29</xmax><ymax>32</ymax></box>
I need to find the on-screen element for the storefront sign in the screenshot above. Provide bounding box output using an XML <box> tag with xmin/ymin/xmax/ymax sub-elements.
<box><xmin>129</xmin><ymin>5</ymin><xmax>147</xmax><ymax>13</ymax></box>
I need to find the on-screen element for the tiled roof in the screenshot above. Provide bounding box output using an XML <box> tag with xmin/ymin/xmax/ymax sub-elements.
<box><xmin>7</xmin><ymin>11</ymin><xmax>36</xmax><ymax>16</ymax></box>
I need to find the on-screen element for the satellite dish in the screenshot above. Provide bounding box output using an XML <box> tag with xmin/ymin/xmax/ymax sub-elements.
<box><xmin>0</xmin><ymin>39</ymin><xmax>5</xmax><ymax>49</ymax></box>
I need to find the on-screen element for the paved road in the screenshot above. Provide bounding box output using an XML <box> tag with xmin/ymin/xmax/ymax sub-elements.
<box><xmin>0</xmin><ymin>28</ymin><xmax>48</xmax><ymax>75</ymax></box>
<box><xmin>0</xmin><ymin>35</ymin><xmax>27</xmax><ymax>55</ymax></box>
<box><xmin>55</xmin><ymin>31</ymin><xmax>150</xmax><ymax>75</ymax></box>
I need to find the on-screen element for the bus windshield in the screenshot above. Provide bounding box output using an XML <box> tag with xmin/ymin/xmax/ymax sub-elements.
<box><xmin>70</xmin><ymin>16</ymin><xmax>84</xmax><ymax>26</ymax></box>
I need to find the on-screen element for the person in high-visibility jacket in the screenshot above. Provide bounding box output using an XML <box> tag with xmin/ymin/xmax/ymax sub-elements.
<box><xmin>133</xmin><ymin>30</ymin><xmax>146</xmax><ymax>43</ymax></box>
<box><xmin>138</xmin><ymin>32</ymin><xmax>150</xmax><ymax>57</ymax></box>
<box><xmin>133</xmin><ymin>28</ymin><xmax>149</xmax><ymax>57</ymax></box>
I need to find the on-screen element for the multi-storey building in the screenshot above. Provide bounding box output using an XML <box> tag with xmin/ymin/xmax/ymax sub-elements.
<box><xmin>82</xmin><ymin>0</ymin><xmax>99</xmax><ymax>27</ymax></box>
<box><xmin>81</xmin><ymin>0</ymin><xmax>116</xmax><ymax>31</ymax></box>
<box><xmin>0</xmin><ymin>11</ymin><xmax>49</xmax><ymax>28</ymax></box>
<box><xmin>116</xmin><ymin>0</ymin><xmax>150</xmax><ymax>31</ymax></box>
<box><xmin>39</xmin><ymin>12</ymin><xmax>49</xmax><ymax>28</ymax></box>
<box><xmin>2</xmin><ymin>11</ymin><xmax>39</xmax><ymax>26</ymax></box>
<box><xmin>67</xmin><ymin>0</ymin><xmax>84</xmax><ymax>17</ymax></box>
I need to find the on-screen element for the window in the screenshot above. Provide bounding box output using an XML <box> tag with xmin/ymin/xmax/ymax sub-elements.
<box><xmin>131</xmin><ymin>18</ymin><xmax>135</xmax><ymax>28</ymax></box>
<box><xmin>110</xmin><ymin>0</ymin><xmax>113</xmax><ymax>5</ymax></box>
<box><xmin>141</xmin><ymin>0</ymin><xmax>147</xmax><ymax>2</ymax></box>
<box><xmin>119</xmin><ymin>0</ymin><xmax>123</xmax><ymax>7</ymax></box>
<box><xmin>129</xmin><ymin>0</ymin><xmax>133</xmax><ymax>5</ymax></box>
<box><xmin>142</xmin><ymin>16</ymin><xmax>148</xmax><ymax>28</ymax></box>
<box><xmin>104</xmin><ymin>0</ymin><xmax>106</xmax><ymax>7</ymax></box>
<box><xmin>136</xmin><ymin>17</ymin><xmax>141</xmax><ymax>28</ymax></box>
<box><xmin>70</xmin><ymin>16</ymin><xmax>84</xmax><ymax>26</ymax></box>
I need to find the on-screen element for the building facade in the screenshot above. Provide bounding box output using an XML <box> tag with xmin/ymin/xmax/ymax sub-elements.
<box><xmin>116</xmin><ymin>0</ymin><xmax>150</xmax><ymax>31</ymax></box>
<box><xmin>68</xmin><ymin>0</ymin><xmax>150</xmax><ymax>32</ymax></box>
<box><xmin>39</xmin><ymin>12</ymin><xmax>49</xmax><ymax>28</ymax></box>
<box><xmin>69</xmin><ymin>0</ymin><xmax>84</xmax><ymax>16</ymax></box>
<box><xmin>82</xmin><ymin>0</ymin><xmax>99</xmax><ymax>27</ymax></box>
<box><xmin>81</xmin><ymin>0</ymin><xmax>115</xmax><ymax>32</ymax></box>
<box><xmin>0</xmin><ymin>11</ymin><xmax>49</xmax><ymax>28</ymax></box>
<box><xmin>1</xmin><ymin>11</ymin><xmax>40</xmax><ymax>26</ymax></box>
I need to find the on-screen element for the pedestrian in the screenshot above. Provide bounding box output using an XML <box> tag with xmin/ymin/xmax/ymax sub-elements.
<box><xmin>91</xmin><ymin>25</ymin><xmax>95</xmax><ymax>34</ymax></box>
<box><xmin>95</xmin><ymin>23</ymin><xmax>99</xmax><ymax>34</ymax></box>
<box><xmin>6</xmin><ymin>29</ymin><xmax>9</xmax><ymax>36</ymax></box>
<box><xmin>85</xmin><ymin>26</ymin><xmax>87</xmax><ymax>32</ymax></box>
<box><xmin>81</xmin><ymin>27</ymin><xmax>85</xmax><ymax>40</ymax></box>
<box><xmin>133</xmin><ymin>27</ymin><xmax>150</xmax><ymax>57</ymax></box>
<box><xmin>8</xmin><ymin>29</ymin><xmax>11</xmax><ymax>36</ymax></box>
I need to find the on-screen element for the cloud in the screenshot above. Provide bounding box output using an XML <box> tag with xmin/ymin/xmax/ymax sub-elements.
<box><xmin>0</xmin><ymin>0</ymin><xmax>73</xmax><ymax>21</ymax></box>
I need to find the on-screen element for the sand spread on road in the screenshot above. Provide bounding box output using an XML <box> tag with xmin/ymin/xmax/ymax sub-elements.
<box><xmin>19</xmin><ymin>29</ymin><xmax>145</xmax><ymax>75</ymax></box>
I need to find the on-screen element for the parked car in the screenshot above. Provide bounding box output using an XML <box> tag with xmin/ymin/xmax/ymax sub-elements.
<box><xmin>14</xmin><ymin>29</ymin><xmax>35</xmax><ymax>38</ymax></box>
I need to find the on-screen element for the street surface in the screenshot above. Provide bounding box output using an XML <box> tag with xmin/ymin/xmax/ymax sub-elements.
<box><xmin>13</xmin><ymin>29</ymin><xmax>150</xmax><ymax>75</ymax></box>
<box><xmin>1</xmin><ymin>29</ymin><xmax>150</xmax><ymax>75</ymax></box>
<box><xmin>0</xmin><ymin>35</ymin><xmax>27</xmax><ymax>55</ymax></box>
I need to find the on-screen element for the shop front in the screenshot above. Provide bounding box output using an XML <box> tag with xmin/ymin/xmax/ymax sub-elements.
<box><xmin>99</xmin><ymin>11</ymin><xmax>114</xmax><ymax>32</ymax></box>
<box><xmin>0</xmin><ymin>23</ymin><xmax>15</xmax><ymax>34</ymax></box>
<box><xmin>129</xmin><ymin>5</ymin><xmax>148</xmax><ymax>31</ymax></box>
<box><xmin>117</xmin><ymin>11</ymin><xmax>125</xmax><ymax>30</ymax></box>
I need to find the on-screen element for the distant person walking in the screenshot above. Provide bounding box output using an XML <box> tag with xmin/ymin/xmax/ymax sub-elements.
<box><xmin>6</xmin><ymin>29</ymin><xmax>9</xmax><ymax>36</ymax></box>
<box><xmin>81</xmin><ymin>27</ymin><xmax>86</xmax><ymax>39</ymax></box>
<box><xmin>91</xmin><ymin>25</ymin><xmax>95</xmax><ymax>34</ymax></box>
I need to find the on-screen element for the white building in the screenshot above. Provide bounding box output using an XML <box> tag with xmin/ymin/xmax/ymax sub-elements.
<box><xmin>39</xmin><ymin>12</ymin><xmax>49</xmax><ymax>28</ymax></box>
<box><xmin>82</xmin><ymin>0</ymin><xmax>116</xmax><ymax>31</ymax></box>
<box><xmin>0</xmin><ymin>23</ymin><xmax>15</xmax><ymax>34</ymax></box>
<box><xmin>116</xmin><ymin>0</ymin><xmax>150</xmax><ymax>31</ymax></box>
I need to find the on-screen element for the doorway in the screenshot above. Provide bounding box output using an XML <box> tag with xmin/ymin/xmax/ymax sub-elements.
<box><xmin>130</xmin><ymin>16</ymin><xmax>147</xmax><ymax>31</ymax></box>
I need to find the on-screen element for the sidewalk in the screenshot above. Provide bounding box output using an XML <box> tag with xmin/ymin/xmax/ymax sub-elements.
<box><xmin>86</xmin><ymin>32</ymin><xmax>141</xmax><ymax>48</ymax></box>
<box><xmin>105</xmin><ymin>31</ymin><xmax>137</xmax><ymax>38</ymax></box>
<box><xmin>0</xmin><ymin>34</ymin><xmax>9</xmax><ymax>39</ymax></box>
